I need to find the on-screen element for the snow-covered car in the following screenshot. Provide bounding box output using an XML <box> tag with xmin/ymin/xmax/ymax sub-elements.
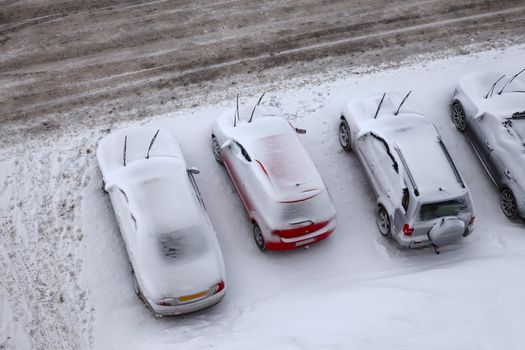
<box><xmin>97</xmin><ymin>126</ymin><xmax>226</xmax><ymax>316</ymax></box>
<box><xmin>451</xmin><ymin>70</ymin><xmax>525</xmax><ymax>220</ymax></box>
<box><xmin>211</xmin><ymin>99</ymin><xmax>336</xmax><ymax>251</ymax></box>
<box><xmin>339</xmin><ymin>92</ymin><xmax>475</xmax><ymax>253</ymax></box>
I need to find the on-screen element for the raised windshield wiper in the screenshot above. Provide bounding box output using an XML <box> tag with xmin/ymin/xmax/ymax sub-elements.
<box><xmin>373</xmin><ymin>92</ymin><xmax>386</xmax><ymax>119</ymax></box>
<box><xmin>485</xmin><ymin>74</ymin><xmax>506</xmax><ymax>99</ymax></box>
<box><xmin>498</xmin><ymin>67</ymin><xmax>525</xmax><ymax>95</ymax></box>
<box><xmin>395</xmin><ymin>90</ymin><xmax>412</xmax><ymax>116</ymax></box>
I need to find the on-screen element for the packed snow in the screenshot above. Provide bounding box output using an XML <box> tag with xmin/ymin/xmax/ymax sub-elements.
<box><xmin>1</xmin><ymin>46</ymin><xmax>525</xmax><ymax>350</ymax></box>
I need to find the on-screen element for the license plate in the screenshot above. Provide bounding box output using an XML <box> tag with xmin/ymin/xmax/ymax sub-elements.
<box><xmin>295</xmin><ymin>237</ymin><xmax>316</xmax><ymax>247</ymax></box>
<box><xmin>178</xmin><ymin>290</ymin><xmax>208</xmax><ymax>302</ymax></box>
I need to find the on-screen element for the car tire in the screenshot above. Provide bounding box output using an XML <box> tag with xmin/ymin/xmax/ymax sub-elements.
<box><xmin>377</xmin><ymin>205</ymin><xmax>391</xmax><ymax>238</ymax></box>
<box><xmin>451</xmin><ymin>101</ymin><xmax>467</xmax><ymax>132</ymax></box>
<box><xmin>131</xmin><ymin>269</ymin><xmax>141</xmax><ymax>297</ymax></box>
<box><xmin>339</xmin><ymin>118</ymin><xmax>352</xmax><ymax>151</ymax></box>
<box><xmin>253</xmin><ymin>223</ymin><xmax>266</xmax><ymax>251</ymax></box>
<box><xmin>211</xmin><ymin>137</ymin><xmax>223</xmax><ymax>164</ymax></box>
<box><xmin>500</xmin><ymin>189</ymin><xmax>519</xmax><ymax>220</ymax></box>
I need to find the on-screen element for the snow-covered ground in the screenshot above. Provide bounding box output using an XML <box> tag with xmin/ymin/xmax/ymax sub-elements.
<box><xmin>2</xmin><ymin>46</ymin><xmax>525</xmax><ymax>349</ymax></box>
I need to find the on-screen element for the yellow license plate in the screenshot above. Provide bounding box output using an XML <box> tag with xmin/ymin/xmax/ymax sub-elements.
<box><xmin>178</xmin><ymin>290</ymin><xmax>208</xmax><ymax>302</ymax></box>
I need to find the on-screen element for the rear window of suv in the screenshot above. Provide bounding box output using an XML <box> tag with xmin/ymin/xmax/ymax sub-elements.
<box><xmin>419</xmin><ymin>199</ymin><xmax>468</xmax><ymax>221</ymax></box>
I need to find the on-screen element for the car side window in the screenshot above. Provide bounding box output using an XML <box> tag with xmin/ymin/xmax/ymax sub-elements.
<box><xmin>401</xmin><ymin>187</ymin><xmax>409</xmax><ymax>211</ymax></box>
<box><xmin>234</xmin><ymin>141</ymin><xmax>252</xmax><ymax>162</ymax></box>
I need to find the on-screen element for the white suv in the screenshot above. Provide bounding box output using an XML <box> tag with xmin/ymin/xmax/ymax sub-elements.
<box><xmin>338</xmin><ymin>92</ymin><xmax>475</xmax><ymax>253</ymax></box>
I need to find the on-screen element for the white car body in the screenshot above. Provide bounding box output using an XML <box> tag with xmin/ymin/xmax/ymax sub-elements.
<box><xmin>453</xmin><ymin>71</ymin><xmax>525</xmax><ymax>219</ymax></box>
<box><xmin>97</xmin><ymin>126</ymin><xmax>226</xmax><ymax>316</ymax></box>
<box><xmin>211</xmin><ymin>105</ymin><xmax>336</xmax><ymax>250</ymax></box>
<box><xmin>340</xmin><ymin>92</ymin><xmax>475</xmax><ymax>251</ymax></box>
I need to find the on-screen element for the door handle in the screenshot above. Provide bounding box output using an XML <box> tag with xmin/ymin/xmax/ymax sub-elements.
<box><xmin>485</xmin><ymin>140</ymin><xmax>494</xmax><ymax>151</ymax></box>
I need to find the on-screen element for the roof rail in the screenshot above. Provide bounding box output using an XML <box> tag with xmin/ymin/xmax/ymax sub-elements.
<box><xmin>511</xmin><ymin>111</ymin><xmax>525</xmax><ymax>119</ymax></box>
<box><xmin>394</xmin><ymin>146</ymin><xmax>419</xmax><ymax>196</ymax></box>
<box><xmin>437</xmin><ymin>137</ymin><xmax>465</xmax><ymax>188</ymax></box>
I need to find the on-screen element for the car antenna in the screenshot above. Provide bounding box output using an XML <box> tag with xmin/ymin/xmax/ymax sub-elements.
<box><xmin>484</xmin><ymin>74</ymin><xmax>506</xmax><ymax>98</ymax></box>
<box><xmin>146</xmin><ymin>129</ymin><xmax>160</xmax><ymax>159</ymax></box>
<box><xmin>233</xmin><ymin>93</ymin><xmax>239</xmax><ymax>127</ymax></box>
<box><xmin>249</xmin><ymin>92</ymin><xmax>266</xmax><ymax>123</ymax></box>
<box><xmin>395</xmin><ymin>90</ymin><xmax>412</xmax><ymax>116</ymax></box>
<box><xmin>498</xmin><ymin>68</ymin><xmax>525</xmax><ymax>95</ymax></box>
<box><xmin>123</xmin><ymin>135</ymin><xmax>128</xmax><ymax>166</ymax></box>
<box><xmin>373</xmin><ymin>92</ymin><xmax>386</xmax><ymax>119</ymax></box>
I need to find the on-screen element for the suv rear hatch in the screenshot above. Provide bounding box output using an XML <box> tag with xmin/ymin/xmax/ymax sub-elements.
<box><xmin>412</xmin><ymin>195</ymin><xmax>473</xmax><ymax>247</ymax></box>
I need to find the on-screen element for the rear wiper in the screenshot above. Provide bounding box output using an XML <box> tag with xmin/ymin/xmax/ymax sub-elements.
<box><xmin>498</xmin><ymin>67</ymin><xmax>525</xmax><ymax>95</ymax></box>
<box><xmin>485</xmin><ymin>74</ymin><xmax>506</xmax><ymax>98</ymax></box>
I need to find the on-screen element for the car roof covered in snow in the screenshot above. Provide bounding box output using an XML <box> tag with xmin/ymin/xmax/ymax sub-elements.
<box><xmin>458</xmin><ymin>71</ymin><xmax>525</xmax><ymax>120</ymax></box>
<box><xmin>216</xmin><ymin>105</ymin><xmax>325</xmax><ymax>202</ymax></box>
<box><xmin>383</xmin><ymin>116</ymin><xmax>466</xmax><ymax>199</ymax></box>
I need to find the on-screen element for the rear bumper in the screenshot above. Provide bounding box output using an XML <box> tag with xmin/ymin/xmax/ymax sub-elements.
<box><xmin>265</xmin><ymin>220</ymin><xmax>336</xmax><ymax>250</ymax></box>
<box><xmin>145</xmin><ymin>289</ymin><xmax>226</xmax><ymax>317</ymax></box>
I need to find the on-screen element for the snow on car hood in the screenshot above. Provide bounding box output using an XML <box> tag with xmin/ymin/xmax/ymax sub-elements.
<box><xmin>97</xmin><ymin>126</ymin><xmax>184</xmax><ymax>182</ymax></box>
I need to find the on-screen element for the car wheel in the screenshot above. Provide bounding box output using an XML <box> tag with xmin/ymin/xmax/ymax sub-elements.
<box><xmin>339</xmin><ymin>118</ymin><xmax>352</xmax><ymax>151</ymax></box>
<box><xmin>377</xmin><ymin>206</ymin><xmax>391</xmax><ymax>238</ymax></box>
<box><xmin>253</xmin><ymin>223</ymin><xmax>266</xmax><ymax>251</ymax></box>
<box><xmin>211</xmin><ymin>137</ymin><xmax>223</xmax><ymax>164</ymax></box>
<box><xmin>500</xmin><ymin>189</ymin><xmax>519</xmax><ymax>220</ymax></box>
<box><xmin>131</xmin><ymin>269</ymin><xmax>141</xmax><ymax>297</ymax></box>
<box><xmin>451</xmin><ymin>101</ymin><xmax>466</xmax><ymax>132</ymax></box>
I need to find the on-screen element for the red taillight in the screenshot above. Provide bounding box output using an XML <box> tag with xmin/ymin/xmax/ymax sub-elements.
<box><xmin>468</xmin><ymin>216</ymin><xmax>475</xmax><ymax>225</ymax></box>
<box><xmin>403</xmin><ymin>224</ymin><xmax>414</xmax><ymax>236</ymax></box>
<box><xmin>214</xmin><ymin>280</ymin><xmax>225</xmax><ymax>294</ymax></box>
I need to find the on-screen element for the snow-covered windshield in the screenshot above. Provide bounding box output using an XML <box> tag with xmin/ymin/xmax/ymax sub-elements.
<box><xmin>157</xmin><ymin>226</ymin><xmax>208</xmax><ymax>261</ymax></box>
<box><xmin>419</xmin><ymin>197</ymin><xmax>470</xmax><ymax>221</ymax></box>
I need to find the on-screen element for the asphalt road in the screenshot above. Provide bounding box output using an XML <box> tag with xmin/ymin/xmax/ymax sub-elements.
<box><xmin>1</xmin><ymin>0</ymin><xmax>524</xmax><ymax>144</ymax></box>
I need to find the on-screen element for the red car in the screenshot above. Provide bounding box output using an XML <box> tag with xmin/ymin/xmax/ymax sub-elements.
<box><xmin>211</xmin><ymin>102</ymin><xmax>336</xmax><ymax>251</ymax></box>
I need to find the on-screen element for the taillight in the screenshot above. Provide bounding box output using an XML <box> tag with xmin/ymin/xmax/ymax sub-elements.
<box><xmin>214</xmin><ymin>280</ymin><xmax>225</xmax><ymax>294</ymax></box>
<box><xmin>403</xmin><ymin>224</ymin><xmax>414</xmax><ymax>236</ymax></box>
<box><xmin>468</xmin><ymin>216</ymin><xmax>475</xmax><ymax>225</ymax></box>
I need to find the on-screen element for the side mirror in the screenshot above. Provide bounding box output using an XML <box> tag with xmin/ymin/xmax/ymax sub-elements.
<box><xmin>221</xmin><ymin>139</ymin><xmax>233</xmax><ymax>150</ymax></box>
<box><xmin>295</xmin><ymin>128</ymin><xmax>307</xmax><ymax>134</ymax></box>
<box><xmin>188</xmin><ymin>167</ymin><xmax>200</xmax><ymax>175</ymax></box>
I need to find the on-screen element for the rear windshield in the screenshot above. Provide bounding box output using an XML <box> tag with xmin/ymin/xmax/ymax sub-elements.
<box><xmin>276</xmin><ymin>190</ymin><xmax>333</xmax><ymax>224</ymax></box>
<box><xmin>419</xmin><ymin>198</ymin><xmax>469</xmax><ymax>221</ymax></box>
<box><xmin>157</xmin><ymin>226</ymin><xmax>207</xmax><ymax>261</ymax></box>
